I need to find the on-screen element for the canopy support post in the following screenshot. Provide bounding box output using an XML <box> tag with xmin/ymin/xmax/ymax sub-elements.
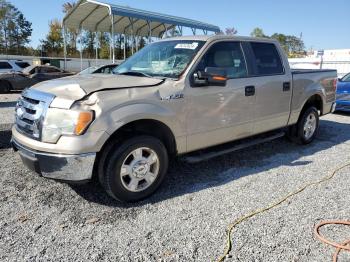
<box><xmin>79</xmin><ymin>27</ymin><xmax>83</xmax><ymax>71</ymax></box>
<box><xmin>148</xmin><ymin>21</ymin><xmax>152</xmax><ymax>43</ymax></box>
<box><xmin>129</xmin><ymin>18</ymin><xmax>135</xmax><ymax>55</ymax></box>
<box><xmin>95</xmin><ymin>31</ymin><xmax>99</xmax><ymax>65</ymax></box>
<box><xmin>136</xmin><ymin>36</ymin><xmax>139</xmax><ymax>52</ymax></box>
<box><xmin>123</xmin><ymin>33</ymin><xmax>126</xmax><ymax>61</ymax></box>
<box><xmin>63</xmin><ymin>24</ymin><xmax>67</xmax><ymax>70</ymax></box>
<box><xmin>164</xmin><ymin>24</ymin><xmax>168</xmax><ymax>38</ymax></box>
<box><xmin>111</xmin><ymin>14</ymin><xmax>115</xmax><ymax>64</ymax></box>
<box><xmin>178</xmin><ymin>26</ymin><xmax>183</xmax><ymax>36</ymax></box>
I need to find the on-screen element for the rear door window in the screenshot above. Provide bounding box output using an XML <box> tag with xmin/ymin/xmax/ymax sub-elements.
<box><xmin>250</xmin><ymin>42</ymin><xmax>284</xmax><ymax>75</ymax></box>
<box><xmin>46</xmin><ymin>67</ymin><xmax>61</xmax><ymax>73</ymax></box>
<box><xmin>342</xmin><ymin>73</ymin><xmax>350</xmax><ymax>82</ymax></box>
<box><xmin>15</xmin><ymin>62</ymin><xmax>30</xmax><ymax>69</ymax></box>
<box><xmin>0</xmin><ymin>62</ymin><xmax>13</xmax><ymax>69</ymax></box>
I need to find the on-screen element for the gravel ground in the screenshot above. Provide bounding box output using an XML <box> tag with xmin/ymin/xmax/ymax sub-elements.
<box><xmin>0</xmin><ymin>92</ymin><xmax>20</xmax><ymax>126</ymax></box>
<box><xmin>1</xmin><ymin>93</ymin><xmax>350</xmax><ymax>262</ymax></box>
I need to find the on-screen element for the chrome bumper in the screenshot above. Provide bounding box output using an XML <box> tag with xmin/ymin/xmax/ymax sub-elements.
<box><xmin>331</xmin><ymin>102</ymin><xmax>337</xmax><ymax>113</ymax></box>
<box><xmin>11</xmin><ymin>138</ymin><xmax>96</xmax><ymax>182</ymax></box>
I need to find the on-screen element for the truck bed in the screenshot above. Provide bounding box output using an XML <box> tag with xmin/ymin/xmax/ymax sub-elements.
<box><xmin>289</xmin><ymin>68</ymin><xmax>337</xmax><ymax>123</ymax></box>
<box><xmin>291</xmin><ymin>69</ymin><xmax>337</xmax><ymax>74</ymax></box>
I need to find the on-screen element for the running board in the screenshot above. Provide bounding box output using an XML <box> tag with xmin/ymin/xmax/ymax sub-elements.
<box><xmin>183</xmin><ymin>131</ymin><xmax>285</xmax><ymax>164</ymax></box>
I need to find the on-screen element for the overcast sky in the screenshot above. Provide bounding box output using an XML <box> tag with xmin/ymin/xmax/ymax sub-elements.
<box><xmin>10</xmin><ymin>0</ymin><xmax>350</xmax><ymax>50</ymax></box>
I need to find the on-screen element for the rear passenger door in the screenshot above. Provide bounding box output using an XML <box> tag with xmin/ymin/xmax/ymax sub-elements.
<box><xmin>246</xmin><ymin>42</ymin><xmax>292</xmax><ymax>134</ymax></box>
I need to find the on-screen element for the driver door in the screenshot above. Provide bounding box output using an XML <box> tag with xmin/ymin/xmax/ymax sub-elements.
<box><xmin>185</xmin><ymin>41</ymin><xmax>255</xmax><ymax>152</ymax></box>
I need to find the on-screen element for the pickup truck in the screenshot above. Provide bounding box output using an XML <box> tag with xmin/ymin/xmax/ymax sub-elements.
<box><xmin>11</xmin><ymin>35</ymin><xmax>337</xmax><ymax>202</ymax></box>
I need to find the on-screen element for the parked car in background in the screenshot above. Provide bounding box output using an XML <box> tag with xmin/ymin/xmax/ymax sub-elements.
<box><xmin>0</xmin><ymin>60</ymin><xmax>30</xmax><ymax>73</ymax></box>
<box><xmin>79</xmin><ymin>63</ymin><xmax>119</xmax><ymax>75</ymax></box>
<box><xmin>335</xmin><ymin>72</ymin><xmax>350</xmax><ymax>112</ymax></box>
<box><xmin>0</xmin><ymin>65</ymin><xmax>74</xmax><ymax>92</ymax></box>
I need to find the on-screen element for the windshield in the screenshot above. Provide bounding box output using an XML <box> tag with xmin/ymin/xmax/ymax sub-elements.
<box><xmin>79</xmin><ymin>66</ymin><xmax>99</xmax><ymax>75</ymax></box>
<box><xmin>22</xmin><ymin>65</ymin><xmax>36</xmax><ymax>74</ymax></box>
<box><xmin>342</xmin><ymin>73</ymin><xmax>350</xmax><ymax>82</ymax></box>
<box><xmin>113</xmin><ymin>40</ymin><xmax>205</xmax><ymax>79</ymax></box>
<box><xmin>15</xmin><ymin>62</ymin><xmax>30</xmax><ymax>69</ymax></box>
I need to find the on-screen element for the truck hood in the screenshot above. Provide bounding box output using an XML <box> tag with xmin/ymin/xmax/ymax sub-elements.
<box><xmin>31</xmin><ymin>74</ymin><xmax>164</xmax><ymax>101</ymax></box>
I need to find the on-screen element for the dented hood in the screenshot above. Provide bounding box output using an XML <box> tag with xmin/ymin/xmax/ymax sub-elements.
<box><xmin>31</xmin><ymin>74</ymin><xmax>164</xmax><ymax>101</ymax></box>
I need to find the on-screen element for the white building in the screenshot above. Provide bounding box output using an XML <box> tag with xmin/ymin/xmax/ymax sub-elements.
<box><xmin>289</xmin><ymin>49</ymin><xmax>350</xmax><ymax>77</ymax></box>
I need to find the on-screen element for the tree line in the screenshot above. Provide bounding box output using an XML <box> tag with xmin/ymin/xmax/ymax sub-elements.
<box><xmin>250</xmin><ymin>27</ymin><xmax>305</xmax><ymax>58</ymax></box>
<box><xmin>0</xmin><ymin>0</ymin><xmax>33</xmax><ymax>55</ymax></box>
<box><xmin>0</xmin><ymin>0</ymin><xmax>306</xmax><ymax>59</ymax></box>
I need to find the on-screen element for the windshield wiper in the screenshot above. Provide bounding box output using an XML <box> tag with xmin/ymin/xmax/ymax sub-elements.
<box><xmin>116</xmin><ymin>71</ymin><xmax>153</xmax><ymax>78</ymax></box>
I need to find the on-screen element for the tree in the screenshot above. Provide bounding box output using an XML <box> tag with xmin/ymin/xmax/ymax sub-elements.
<box><xmin>286</xmin><ymin>35</ymin><xmax>305</xmax><ymax>54</ymax></box>
<box><xmin>225</xmin><ymin>27</ymin><xmax>238</xmax><ymax>35</ymax></box>
<box><xmin>271</xmin><ymin>33</ymin><xmax>289</xmax><ymax>54</ymax></box>
<box><xmin>99</xmin><ymin>32</ymin><xmax>110</xmax><ymax>59</ymax></box>
<box><xmin>81</xmin><ymin>30</ymin><xmax>96</xmax><ymax>58</ymax></box>
<box><xmin>41</xmin><ymin>19</ymin><xmax>64</xmax><ymax>56</ymax></box>
<box><xmin>13</xmin><ymin>13</ymin><xmax>32</xmax><ymax>53</ymax></box>
<box><xmin>62</xmin><ymin>1</ymin><xmax>78</xmax><ymax>55</ymax></box>
<box><xmin>62</xmin><ymin>1</ymin><xmax>76</xmax><ymax>14</ymax></box>
<box><xmin>271</xmin><ymin>33</ymin><xmax>305</xmax><ymax>57</ymax></box>
<box><xmin>0</xmin><ymin>0</ymin><xmax>32</xmax><ymax>55</ymax></box>
<box><xmin>249</xmin><ymin>27</ymin><xmax>306</xmax><ymax>58</ymax></box>
<box><xmin>250</xmin><ymin>27</ymin><xmax>267</xmax><ymax>38</ymax></box>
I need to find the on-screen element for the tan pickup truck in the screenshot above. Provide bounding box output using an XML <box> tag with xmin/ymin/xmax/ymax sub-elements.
<box><xmin>12</xmin><ymin>35</ymin><xmax>337</xmax><ymax>202</ymax></box>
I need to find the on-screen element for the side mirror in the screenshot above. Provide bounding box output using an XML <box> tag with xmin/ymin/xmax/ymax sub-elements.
<box><xmin>193</xmin><ymin>67</ymin><xmax>228</xmax><ymax>87</ymax></box>
<box><xmin>338</xmin><ymin>78</ymin><xmax>342</xmax><ymax>82</ymax></box>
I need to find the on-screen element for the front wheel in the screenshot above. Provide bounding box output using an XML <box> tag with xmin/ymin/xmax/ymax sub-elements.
<box><xmin>287</xmin><ymin>107</ymin><xmax>319</xmax><ymax>144</ymax></box>
<box><xmin>99</xmin><ymin>136</ymin><xmax>169</xmax><ymax>202</ymax></box>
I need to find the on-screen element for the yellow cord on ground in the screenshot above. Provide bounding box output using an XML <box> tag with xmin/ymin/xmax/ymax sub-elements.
<box><xmin>216</xmin><ymin>162</ymin><xmax>350</xmax><ymax>262</ymax></box>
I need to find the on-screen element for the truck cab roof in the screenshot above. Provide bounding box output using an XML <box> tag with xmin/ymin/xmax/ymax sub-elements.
<box><xmin>158</xmin><ymin>35</ymin><xmax>280</xmax><ymax>44</ymax></box>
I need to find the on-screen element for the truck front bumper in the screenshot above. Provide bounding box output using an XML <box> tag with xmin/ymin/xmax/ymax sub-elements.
<box><xmin>11</xmin><ymin>138</ymin><xmax>96</xmax><ymax>182</ymax></box>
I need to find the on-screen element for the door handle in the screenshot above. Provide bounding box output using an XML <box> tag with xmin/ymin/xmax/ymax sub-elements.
<box><xmin>283</xmin><ymin>82</ymin><xmax>291</xmax><ymax>92</ymax></box>
<box><xmin>245</xmin><ymin>85</ymin><xmax>255</xmax><ymax>96</ymax></box>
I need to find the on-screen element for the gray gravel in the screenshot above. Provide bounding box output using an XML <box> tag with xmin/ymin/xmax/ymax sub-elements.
<box><xmin>0</xmin><ymin>92</ymin><xmax>19</xmax><ymax>126</ymax></box>
<box><xmin>1</xmin><ymin>93</ymin><xmax>350</xmax><ymax>262</ymax></box>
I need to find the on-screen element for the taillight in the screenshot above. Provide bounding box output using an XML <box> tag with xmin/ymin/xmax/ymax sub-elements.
<box><xmin>333</xmin><ymin>78</ymin><xmax>337</xmax><ymax>92</ymax></box>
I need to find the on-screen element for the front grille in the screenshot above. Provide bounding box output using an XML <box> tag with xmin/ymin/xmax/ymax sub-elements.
<box><xmin>15</xmin><ymin>89</ymin><xmax>55</xmax><ymax>140</ymax></box>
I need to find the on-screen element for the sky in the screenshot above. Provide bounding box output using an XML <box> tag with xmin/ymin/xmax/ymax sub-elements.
<box><xmin>9</xmin><ymin>0</ymin><xmax>350</xmax><ymax>51</ymax></box>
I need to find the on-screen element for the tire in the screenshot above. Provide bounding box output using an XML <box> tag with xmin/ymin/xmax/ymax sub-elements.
<box><xmin>287</xmin><ymin>107</ymin><xmax>319</xmax><ymax>145</ymax></box>
<box><xmin>0</xmin><ymin>81</ymin><xmax>11</xmax><ymax>93</ymax></box>
<box><xmin>99</xmin><ymin>136</ymin><xmax>169</xmax><ymax>202</ymax></box>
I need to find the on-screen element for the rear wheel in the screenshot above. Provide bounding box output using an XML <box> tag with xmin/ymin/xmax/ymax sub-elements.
<box><xmin>99</xmin><ymin>136</ymin><xmax>169</xmax><ymax>202</ymax></box>
<box><xmin>287</xmin><ymin>107</ymin><xmax>319</xmax><ymax>144</ymax></box>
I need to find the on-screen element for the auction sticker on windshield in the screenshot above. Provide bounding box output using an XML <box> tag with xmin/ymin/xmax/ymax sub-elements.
<box><xmin>175</xmin><ymin>42</ymin><xmax>199</xmax><ymax>50</ymax></box>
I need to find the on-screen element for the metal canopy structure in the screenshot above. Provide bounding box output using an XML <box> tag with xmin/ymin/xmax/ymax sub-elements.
<box><xmin>62</xmin><ymin>0</ymin><xmax>220</xmax><ymax>69</ymax></box>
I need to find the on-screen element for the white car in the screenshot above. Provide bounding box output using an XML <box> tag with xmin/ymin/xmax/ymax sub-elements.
<box><xmin>0</xmin><ymin>60</ymin><xmax>31</xmax><ymax>73</ymax></box>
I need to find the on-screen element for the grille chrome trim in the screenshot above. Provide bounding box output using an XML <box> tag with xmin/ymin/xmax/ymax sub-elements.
<box><xmin>15</xmin><ymin>89</ymin><xmax>55</xmax><ymax>140</ymax></box>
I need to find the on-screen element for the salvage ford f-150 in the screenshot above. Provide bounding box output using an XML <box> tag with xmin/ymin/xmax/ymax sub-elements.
<box><xmin>11</xmin><ymin>35</ymin><xmax>337</xmax><ymax>202</ymax></box>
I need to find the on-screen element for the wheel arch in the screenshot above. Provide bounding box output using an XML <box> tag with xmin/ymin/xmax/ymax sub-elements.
<box><xmin>301</xmin><ymin>94</ymin><xmax>324</xmax><ymax>116</ymax></box>
<box><xmin>98</xmin><ymin>118</ymin><xmax>178</xmax><ymax>158</ymax></box>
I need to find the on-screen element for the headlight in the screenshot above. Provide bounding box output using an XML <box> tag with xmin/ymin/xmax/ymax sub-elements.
<box><xmin>42</xmin><ymin>108</ymin><xmax>94</xmax><ymax>143</ymax></box>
